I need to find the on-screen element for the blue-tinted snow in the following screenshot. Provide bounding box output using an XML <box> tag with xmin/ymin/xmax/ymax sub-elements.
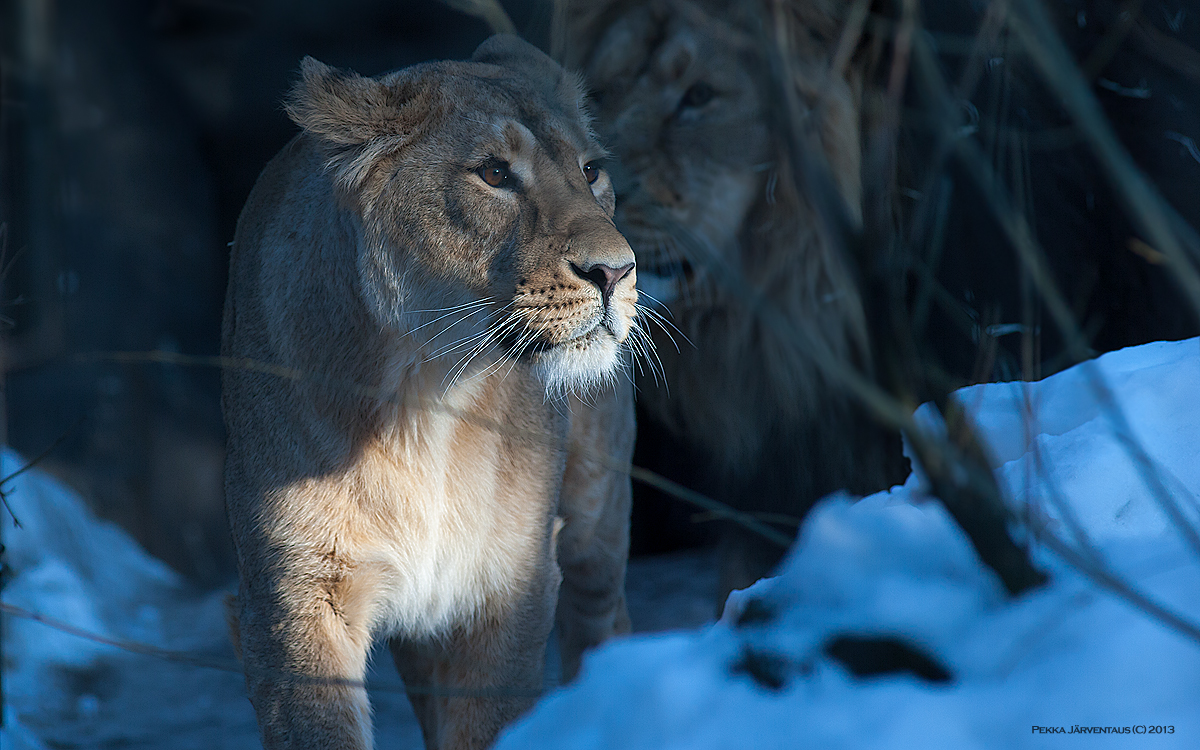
<box><xmin>497</xmin><ymin>339</ymin><xmax>1200</xmax><ymax>749</ymax></box>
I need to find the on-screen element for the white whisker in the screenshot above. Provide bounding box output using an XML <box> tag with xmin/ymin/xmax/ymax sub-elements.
<box><xmin>401</xmin><ymin>297</ymin><xmax>494</xmax><ymax>317</ymax></box>
<box><xmin>407</xmin><ymin>299</ymin><xmax>493</xmax><ymax>337</ymax></box>
<box><xmin>497</xmin><ymin>321</ymin><xmax>541</xmax><ymax>382</ymax></box>
<box><xmin>445</xmin><ymin>315</ymin><xmax>519</xmax><ymax>388</ymax></box>
<box><xmin>445</xmin><ymin>308</ymin><xmax>531</xmax><ymax>389</ymax></box>
<box><xmin>635</xmin><ymin>288</ymin><xmax>672</xmax><ymax>310</ymax></box>
<box><xmin>424</xmin><ymin>302</ymin><xmax>515</xmax><ymax>361</ymax></box>
<box><xmin>635</xmin><ymin>302</ymin><xmax>690</xmax><ymax>351</ymax></box>
<box><xmin>630</xmin><ymin>322</ymin><xmax>665</xmax><ymax>389</ymax></box>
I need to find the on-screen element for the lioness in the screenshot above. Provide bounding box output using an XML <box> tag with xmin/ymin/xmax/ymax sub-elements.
<box><xmin>553</xmin><ymin>0</ymin><xmax>906</xmax><ymax>601</ymax></box>
<box><xmin>223</xmin><ymin>35</ymin><xmax>639</xmax><ymax>749</ymax></box>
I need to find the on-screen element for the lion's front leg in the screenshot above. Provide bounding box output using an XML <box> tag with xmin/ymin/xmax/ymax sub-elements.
<box><xmin>389</xmin><ymin>561</ymin><xmax>559</xmax><ymax>750</ymax></box>
<box><xmin>234</xmin><ymin>554</ymin><xmax>376</xmax><ymax>750</ymax></box>
<box><xmin>555</xmin><ymin>381</ymin><xmax>636</xmax><ymax>681</ymax></box>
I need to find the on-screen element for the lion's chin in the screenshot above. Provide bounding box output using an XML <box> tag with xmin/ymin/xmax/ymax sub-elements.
<box><xmin>529</xmin><ymin>329</ymin><xmax>623</xmax><ymax>398</ymax></box>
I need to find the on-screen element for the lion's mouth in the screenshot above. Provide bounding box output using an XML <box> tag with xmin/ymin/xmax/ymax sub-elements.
<box><xmin>637</xmin><ymin>258</ymin><xmax>694</xmax><ymax>281</ymax></box>
<box><xmin>616</xmin><ymin>214</ymin><xmax>697</xmax><ymax>284</ymax></box>
<box><xmin>553</xmin><ymin>323</ymin><xmax>611</xmax><ymax>350</ymax></box>
<box><xmin>505</xmin><ymin>323</ymin><xmax>610</xmax><ymax>361</ymax></box>
<box><xmin>633</xmin><ymin>257</ymin><xmax>693</xmax><ymax>307</ymax></box>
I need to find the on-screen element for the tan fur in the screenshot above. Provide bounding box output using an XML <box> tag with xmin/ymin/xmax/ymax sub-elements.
<box><xmin>553</xmin><ymin>0</ymin><xmax>905</xmax><ymax>600</ymax></box>
<box><xmin>223</xmin><ymin>35</ymin><xmax>640</xmax><ymax>750</ymax></box>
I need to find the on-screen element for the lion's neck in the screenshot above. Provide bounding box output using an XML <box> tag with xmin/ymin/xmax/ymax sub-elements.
<box><xmin>369</xmin><ymin>349</ymin><xmax>551</xmax><ymax>454</ymax></box>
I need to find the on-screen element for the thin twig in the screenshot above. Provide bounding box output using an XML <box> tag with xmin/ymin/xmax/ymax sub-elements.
<box><xmin>1035</xmin><ymin>532</ymin><xmax>1200</xmax><ymax>646</ymax></box>
<box><xmin>0</xmin><ymin>602</ymin><xmax>548</xmax><ymax>698</ymax></box>
<box><xmin>73</xmin><ymin>350</ymin><xmax>790</xmax><ymax>547</ymax></box>
<box><xmin>628</xmin><ymin>466</ymin><xmax>792</xmax><ymax>547</ymax></box>
<box><xmin>1007</xmin><ymin>0</ymin><xmax>1200</xmax><ymax>318</ymax></box>
<box><xmin>0</xmin><ymin>415</ymin><xmax>87</xmax><ymax>528</ymax></box>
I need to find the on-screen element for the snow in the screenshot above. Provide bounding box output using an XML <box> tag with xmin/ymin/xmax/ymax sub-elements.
<box><xmin>497</xmin><ymin>338</ymin><xmax>1200</xmax><ymax>749</ymax></box>
<box><xmin>0</xmin><ymin>448</ymin><xmax>173</xmax><ymax>722</ymax></box>
<box><xmin>934</xmin><ymin>338</ymin><xmax>1200</xmax><ymax>543</ymax></box>
<box><xmin>5</xmin><ymin>337</ymin><xmax>1200</xmax><ymax>747</ymax></box>
<box><xmin>0</xmin><ymin>449</ymin><xmax>257</xmax><ymax>748</ymax></box>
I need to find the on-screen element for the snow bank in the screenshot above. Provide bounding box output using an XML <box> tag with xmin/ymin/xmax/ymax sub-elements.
<box><xmin>0</xmin><ymin>451</ymin><xmax>257</xmax><ymax>749</ymax></box>
<box><xmin>927</xmin><ymin>337</ymin><xmax>1200</xmax><ymax>542</ymax></box>
<box><xmin>0</xmin><ymin>449</ymin><xmax>182</xmax><ymax>730</ymax></box>
<box><xmin>497</xmin><ymin>338</ymin><xmax>1200</xmax><ymax>749</ymax></box>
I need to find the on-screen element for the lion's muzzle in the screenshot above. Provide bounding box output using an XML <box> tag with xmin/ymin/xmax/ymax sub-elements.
<box><xmin>515</xmin><ymin>219</ymin><xmax>638</xmax><ymax>395</ymax></box>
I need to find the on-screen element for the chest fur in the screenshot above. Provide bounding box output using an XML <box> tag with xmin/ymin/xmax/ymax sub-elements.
<box><xmin>328</xmin><ymin>382</ymin><xmax>568</xmax><ymax>638</ymax></box>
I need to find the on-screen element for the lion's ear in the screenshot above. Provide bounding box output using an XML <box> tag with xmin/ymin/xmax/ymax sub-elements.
<box><xmin>286</xmin><ymin>57</ymin><xmax>419</xmax><ymax>191</ymax></box>
<box><xmin>471</xmin><ymin>34</ymin><xmax>557</xmax><ymax>74</ymax></box>
<box><xmin>286</xmin><ymin>56</ymin><xmax>410</xmax><ymax>147</ymax></box>
<box><xmin>472</xmin><ymin>34</ymin><xmax>589</xmax><ymax>119</ymax></box>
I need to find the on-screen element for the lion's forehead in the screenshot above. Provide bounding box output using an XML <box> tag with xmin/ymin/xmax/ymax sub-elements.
<box><xmin>590</xmin><ymin>3</ymin><xmax>756</xmax><ymax>86</ymax></box>
<box><xmin>585</xmin><ymin>11</ymin><xmax>768</xmax><ymax>166</ymax></box>
<box><xmin>410</xmin><ymin>79</ymin><xmax>596</xmax><ymax>165</ymax></box>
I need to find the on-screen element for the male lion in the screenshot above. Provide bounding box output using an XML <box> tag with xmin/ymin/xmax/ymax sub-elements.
<box><xmin>553</xmin><ymin>0</ymin><xmax>906</xmax><ymax>601</ymax></box>
<box><xmin>223</xmin><ymin>35</ymin><xmax>640</xmax><ymax>750</ymax></box>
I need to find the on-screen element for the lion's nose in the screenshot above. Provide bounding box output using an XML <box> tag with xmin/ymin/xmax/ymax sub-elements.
<box><xmin>571</xmin><ymin>261</ymin><xmax>635</xmax><ymax>303</ymax></box>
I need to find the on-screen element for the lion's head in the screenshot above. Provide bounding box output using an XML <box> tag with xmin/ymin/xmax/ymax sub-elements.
<box><xmin>285</xmin><ymin>35</ymin><xmax>641</xmax><ymax>397</ymax></box>
<box><xmin>554</xmin><ymin>0</ymin><xmax>873</xmax><ymax>461</ymax></box>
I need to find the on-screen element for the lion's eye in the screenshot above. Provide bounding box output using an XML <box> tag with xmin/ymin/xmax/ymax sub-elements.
<box><xmin>582</xmin><ymin>161</ymin><xmax>600</xmax><ymax>185</ymax></box>
<box><xmin>680</xmin><ymin>81</ymin><xmax>715</xmax><ymax>109</ymax></box>
<box><xmin>478</xmin><ymin>162</ymin><xmax>512</xmax><ymax>188</ymax></box>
